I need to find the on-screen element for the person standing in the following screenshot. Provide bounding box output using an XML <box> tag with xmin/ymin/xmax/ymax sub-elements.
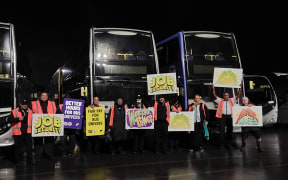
<box><xmin>31</xmin><ymin>92</ymin><xmax>58</xmax><ymax>162</ymax></box>
<box><xmin>154</xmin><ymin>95</ymin><xmax>170</xmax><ymax>154</ymax></box>
<box><xmin>9</xmin><ymin>100</ymin><xmax>35</xmax><ymax>166</ymax></box>
<box><xmin>188</xmin><ymin>95</ymin><xmax>210</xmax><ymax>152</ymax></box>
<box><xmin>86</xmin><ymin>96</ymin><xmax>102</xmax><ymax>154</ymax></box>
<box><xmin>131</xmin><ymin>94</ymin><xmax>146</xmax><ymax>154</ymax></box>
<box><xmin>240</xmin><ymin>97</ymin><xmax>264</xmax><ymax>153</ymax></box>
<box><xmin>212</xmin><ymin>85</ymin><xmax>241</xmax><ymax>149</ymax></box>
<box><xmin>168</xmin><ymin>99</ymin><xmax>182</xmax><ymax>152</ymax></box>
<box><xmin>108</xmin><ymin>98</ymin><xmax>128</xmax><ymax>155</ymax></box>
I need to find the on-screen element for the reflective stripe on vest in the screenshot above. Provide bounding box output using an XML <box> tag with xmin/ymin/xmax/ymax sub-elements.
<box><xmin>12</xmin><ymin>108</ymin><xmax>33</xmax><ymax>135</ymax></box>
<box><xmin>215</xmin><ymin>98</ymin><xmax>234</xmax><ymax>118</ymax></box>
<box><xmin>154</xmin><ymin>101</ymin><xmax>170</xmax><ymax>124</ymax></box>
<box><xmin>109</xmin><ymin>105</ymin><xmax>127</xmax><ymax>127</ymax></box>
<box><xmin>32</xmin><ymin>100</ymin><xmax>56</xmax><ymax>114</ymax></box>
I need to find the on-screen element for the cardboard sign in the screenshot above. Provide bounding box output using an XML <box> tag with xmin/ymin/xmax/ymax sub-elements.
<box><xmin>233</xmin><ymin>106</ymin><xmax>263</xmax><ymax>127</ymax></box>
<box><xmin>147</xmin><ymin>73</ymin><xmax>177</xmax><ymax>95</ymax></box>
<box><xmin>86</xmin><ymin>107</ymin><xmax>105</xmax><ymax>136</ymax></box>
<box><xmin>125</xmin><ymin>108</ymin><xmax>154</xmax><ymax>129</ymax></box>
<box><xmin>32</xmin><ymin>114</ymin><xmax>64</xmax><ymax>137</ymax></box>
<box><xmin>62</xmin><ymin>98</ymin><xmax>84</xmax><ymax>129</ymax></box>
<box><xmin>213</xmin><ymin>68</ymin><xmax>243</xmax><ymax>88</ymax></box>
<box><xmin>168</xmin><ymin>111</ymin><xmax>194</xmax><ymax>131</ymax></box>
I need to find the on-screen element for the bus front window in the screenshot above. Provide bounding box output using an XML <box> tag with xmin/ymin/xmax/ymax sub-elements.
<box><xmin>184</xmin><ymin>33</ymin><xmax>240</xmax><ymax>76</ymax></box>
<box><xmin>93</xmin><ymin>30</ymin><xmax>156</xmax><ymax>76</ymax></box>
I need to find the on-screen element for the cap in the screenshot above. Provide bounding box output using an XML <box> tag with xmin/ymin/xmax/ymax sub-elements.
<box><xmin>136</xmin><ymin>94</ymin><xmax>142</xmax><ymax>99</ymax></box>
<box><xmin>21</xmin><ymin>99</ymin><xmax>29</xmax><ymax>105</ymax></box>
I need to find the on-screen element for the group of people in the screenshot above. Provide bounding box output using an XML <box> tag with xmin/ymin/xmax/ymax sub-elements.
<box><xmin>5</xmin><ymin>85</ymin><xmax>264</xmax><ymax>167</ymax></box>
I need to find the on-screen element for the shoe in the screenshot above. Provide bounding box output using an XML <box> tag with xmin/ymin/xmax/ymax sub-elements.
<box><xmin>15</xmin><ymin>162</ymin><xmax>23</xmax><ymax>167</ymax></box>
<box><xmin>118</xmin><ymin>150</ymin><xmax>125</xmax><ymax>155</ymax></box>
<box><xmin>199</xmin><ymin>147</ymin><xmax>204</xmax><ymax>152</ymax></box>
<box><xmin>257</xmin><ymin>148</ymin><xmax>264</xmax><ymax>153</ymax></box>
<box><xmin>27</xmin><ymin>159</ymin><xmax>36</xmax><ymax>165</ymax></box>
<box><xmin>189</xmin><ymin>149</ymin><xmax>194</xmax><ymax>152</ymax></box>
<box><xmin>219</xmin><ymin>145</ymin><xmax>225</xmax><ymax>150</ymax></box>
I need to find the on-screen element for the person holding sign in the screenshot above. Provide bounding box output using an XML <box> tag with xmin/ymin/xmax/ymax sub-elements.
<box><xmin>86</xmin><ymin>96</ymin><xmax>102</xmax><ymax>154</ymax></box>
<box><xmin>108</xmin><ymin>98</ymin><xmax>128</xmax><ymax>155</ymax></box>
<box><xmin>31</xmin><ymin>92</ymin><xmax>59</xmax><ymax>162</ymax></box>
<box><xmin>131</xmin><ymin>94</ymin><xmax>146</xmax><ymax>154</ymax></box>
<box><xmin>154</xmin><ymin>95</ymin><xmax>170</xmax><ymax>154</ymax></box>
<box><xmin>188</xmin><ymin>95</ymin><xmax>210</xmax><ymax>152</ymax></box>
<box><xmin>240</xmin><ymin>97</ymin><xmax>263</xmax><ymax>153</ymax></box>
<box><xmin>168</xmin><ymin>99</ymin><xmax>182</xmax><ymax>152</ymax></box>
<box><xmin>8</xmin><ymin>100</ymin><xmax>35</xmax><ymax>166</ymax></box>
<box><xmin>212</xmin><ymin>85</ymin><xmax>241</xmax><ymax>149</ymax></box>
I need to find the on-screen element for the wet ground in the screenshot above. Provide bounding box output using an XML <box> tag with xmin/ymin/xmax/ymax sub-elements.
<box><xmin>1</xmin><ymin>127</ymin><xmax>288</xmax><ymax>180</ymax></box>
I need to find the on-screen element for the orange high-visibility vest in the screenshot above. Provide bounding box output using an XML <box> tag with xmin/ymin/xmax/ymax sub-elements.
<box><xmin>31</xmin><ymin>100</ymin><xmax>56</xmax><ymax>114</ymax></box>
<box><xmin>154</xmin><ymin>101</ymin><xmax>170</xmax><ymax>124</ymax></box>
<box><xmin>215</xmin><ymin>98</ymin><xmax>234</xmax><ymax>118</ymax></box>
<box><xmin>109</xmin><ymin>105</ymin><xmax>128</xmax><ymax>127</ymax></box>
<box><xmin>11</xmin><ymin>108</ymin><xmax>32</xmax><ymax>135</ymax></box>
<box><xmin>171</xmin><ymin>105</ymin><xmax>182</xmax><ymax>113</ymax></box>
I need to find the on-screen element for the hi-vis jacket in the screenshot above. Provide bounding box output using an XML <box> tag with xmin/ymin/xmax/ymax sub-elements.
<box><xmin>215</xmin><ymin>98</ymin><xmax>234</xmax><ymax>118</ymax></box>
<box><xmin>31</xmin><ymin>100</ymin><xmax>57</xmax><ymax>114</ymax></box>
<box><xmin>171</xmin><ymin>105</ymin><xmax>182</xmax><ymax>112</ymax></box>
<box><xmin>154</xmin><ymin>101</ymin><xmax>170</xmax><ymax>124</ymax></box>
<box><xmin>109</xmin><ymin>104</ymin><xmax>128</xmax><ymax>127</ymax></box>
<box><xmin>11</xmin><ymin>108</ymin><xmax>32</xmax><ymax>135</ymax></box>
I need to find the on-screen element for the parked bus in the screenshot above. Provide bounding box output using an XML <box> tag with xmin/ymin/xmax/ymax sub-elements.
<box><xmin>156</xmin><ymin>31</ymin><xmax>242</xmax><ymax>114</ymax></box>
<box><xmin>50</xmin><ymin>28</ymin><xmax>159</xmax><ymax>111</ymax></box>
<box><xmin>0</xmin><ymin>22</ymin><xmax>33</xmax><ymax>147</ymax></box>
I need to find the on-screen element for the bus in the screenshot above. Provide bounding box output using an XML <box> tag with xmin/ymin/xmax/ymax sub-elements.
<box><xmin>0</xmin><ymin>22</ymin><xmax>34</xmax><ymax>147</ymax></box>
<box><xmin>50</xmin><ymin>28</ymin><xmax>159</xmax><ymax>111</ymax></box>
<box><xmin>156</xmin><ymin>31</ymin><xmax>242</xmax><ymax>115</ymax></box>
<box><xmin>156</xmin><ymin>31</ymin><xmax>278</xmax><ymax>126</ymax></box>
<box><xmin>243</xmin><ymin>75</ymin><xmax>278</xmax><ymax>125</ymax></box>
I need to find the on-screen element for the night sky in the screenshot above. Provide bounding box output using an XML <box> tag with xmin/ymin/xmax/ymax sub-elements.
<box><xmin>0</xmin><ymin>3</ymin><xmax>285</xmax><ymax>88</ymax></box>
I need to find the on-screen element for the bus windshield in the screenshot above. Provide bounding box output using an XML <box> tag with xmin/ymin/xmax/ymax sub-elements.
<box><xmin>244</xmin><ymin>76</ymin><xmax>276</xmax><ymax>106</ymax></box>
<box><xmin>93</xmin><ymin>29</ymin><xmax>156</xmax><ymax>76</ymax></box>
<box><xmin>184</xmin><ymin>32</ymin><xmax>240</xmax><ymax>75</ymax></box>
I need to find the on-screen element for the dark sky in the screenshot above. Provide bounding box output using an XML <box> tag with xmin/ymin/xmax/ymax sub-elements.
<box><xmin>1</xmin><ymin>3</ymin><xmax>285</xmax><ymax>88</ymax></box>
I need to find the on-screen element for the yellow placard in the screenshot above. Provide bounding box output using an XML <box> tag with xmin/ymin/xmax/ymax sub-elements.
<box><xmin>86</xmin><ymin>107</ymin><xmax>105</xmax><ymax>136</ymax></box>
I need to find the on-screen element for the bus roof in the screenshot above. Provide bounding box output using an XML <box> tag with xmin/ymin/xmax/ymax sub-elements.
<box><xmin>91</xmin><ymin>27</ymin><xmax>151</xmax><ymax>34</ymax></box>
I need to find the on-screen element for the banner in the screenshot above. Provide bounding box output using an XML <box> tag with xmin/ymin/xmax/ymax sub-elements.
<box><xmin>147</xmin><ymin>73</ymin><xmax>177</xmax><ymax>95</ymax></box>
<box><xmin>32</xmin><ymin>114</ymin><xmax>64</xmax><ymax>137</ymax></box>
<box><xmin>168</xmin><ymin>111</ymin><xmax>194</xmax><ymax>131</ymax></box>
<box><xmin>62</xmin><ymin>98</ymin><xmax>84</xmax><ymax>129</ymax></box>
<box><xmin>86</xmin><ymin>107</ymin><xmax>105</xmax><ymax>136</ymax></box>
<box><xmin>213</xmin><ymin>68</ymin><xmax>243</xmax><ymax>88</ymax></box>
<box><xmin>125</xmin><ymin>108</ymin><xmax>154</xmax><ymax>129</ymax></box>
<box><xmin>233</xmin><ymin>106</ymin><xmax>263</xmax><ymax>127</ymax></box>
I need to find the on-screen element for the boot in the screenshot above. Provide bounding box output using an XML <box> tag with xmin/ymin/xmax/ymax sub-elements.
<box><xmin>240</xmin><ymin>142</ymin><xmax>246</xmax><ymax>152</ymax></box>
<box><xmin>257</xmin><ymin>141</ymin><xmax>264</xmax><ymax>153</ymax></box>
